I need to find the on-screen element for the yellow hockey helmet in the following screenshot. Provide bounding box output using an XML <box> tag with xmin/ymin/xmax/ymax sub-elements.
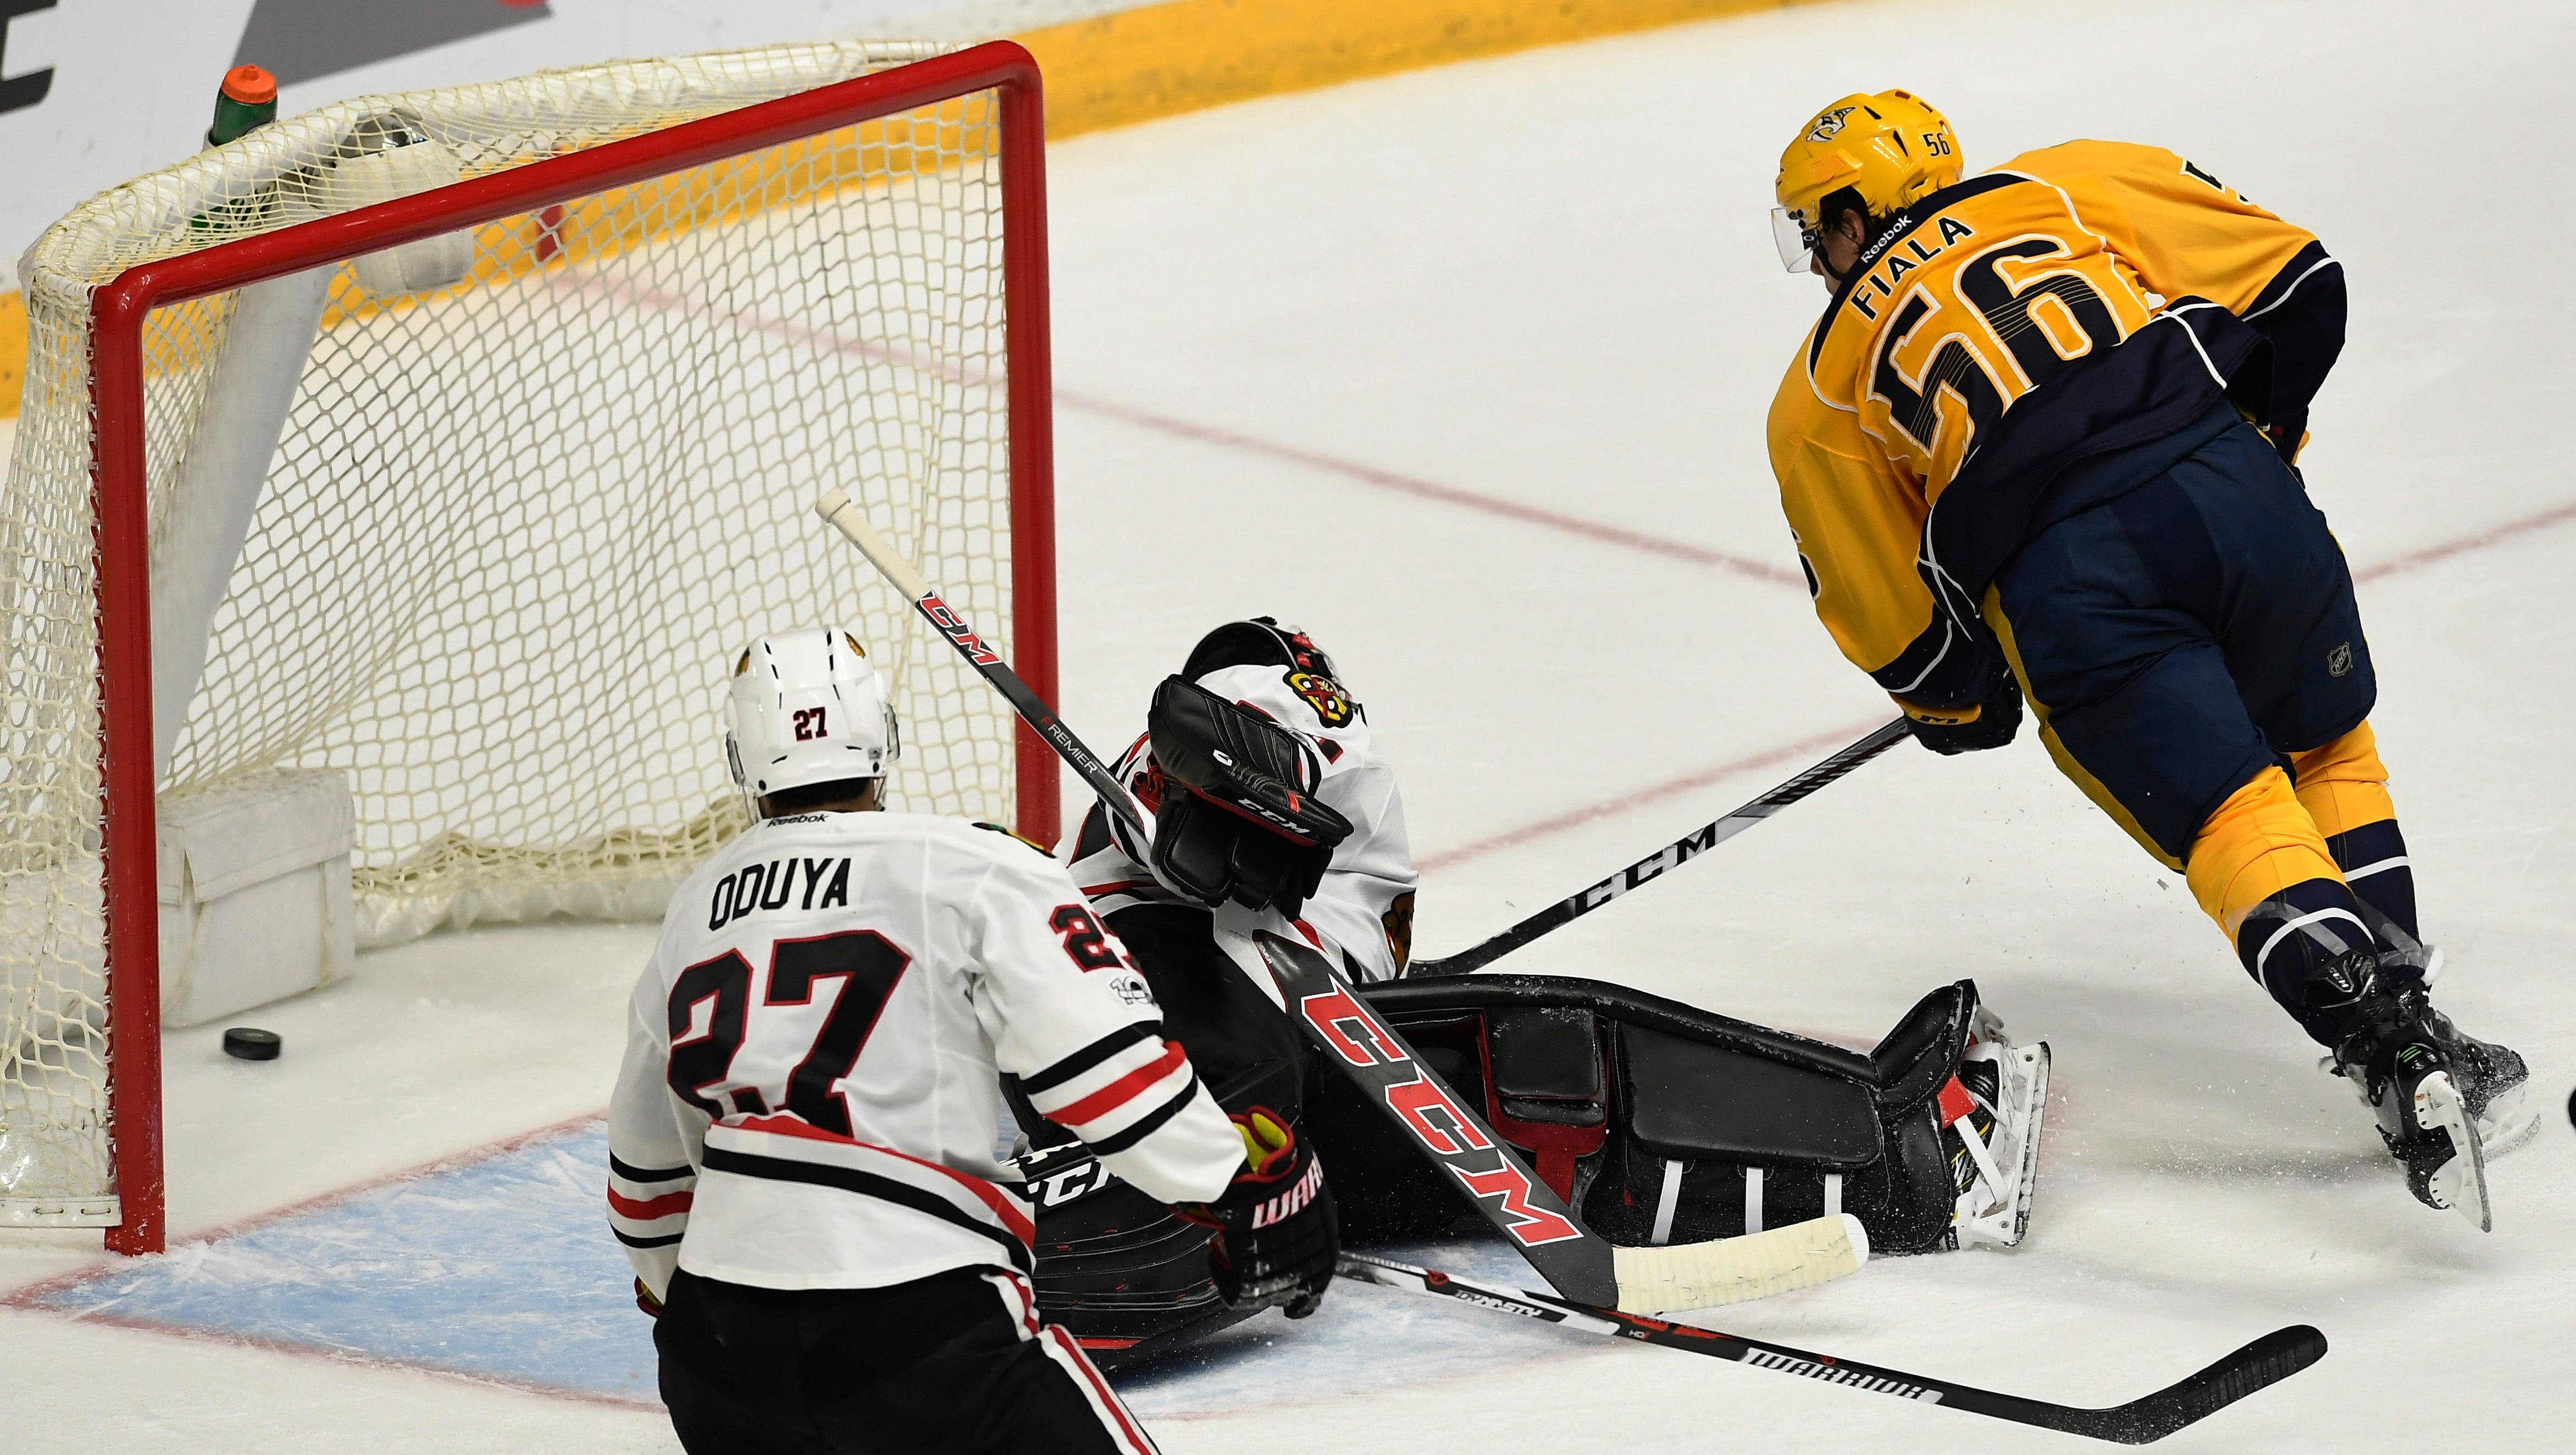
<box><xmin>1771</xmin><ymin>90</ymin><xmax>1963</xmax><ymax>271</ymax></box>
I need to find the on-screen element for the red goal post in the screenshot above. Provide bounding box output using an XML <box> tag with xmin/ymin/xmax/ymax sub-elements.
<box><xmin>80</xmin><ymin>41</ymin><xmax>1059</xmax><ymax>1255</ymax></box>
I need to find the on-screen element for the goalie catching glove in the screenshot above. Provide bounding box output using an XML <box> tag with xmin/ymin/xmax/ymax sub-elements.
<box><xmin>1176</xmin><ymin>1107</ymin><xmax>1338</xmax><ymax>1318</ymax></box>
<box><xmin>1145</xmin><ymin>675</ymin><xmax>1353</xmax><ymax>918</ymax></box>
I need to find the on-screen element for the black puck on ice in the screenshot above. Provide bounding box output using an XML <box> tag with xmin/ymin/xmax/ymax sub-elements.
<box><xmin>222</xmin><ymin>1027</ymin><xmax>282</xmax><ymax>1061</ymax></box>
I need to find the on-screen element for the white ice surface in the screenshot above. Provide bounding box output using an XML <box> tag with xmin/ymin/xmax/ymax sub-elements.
<box><xmin>8</xmin><ymin>0</ymin><xmax>2576</xmax><ymax>1447</ymax></box>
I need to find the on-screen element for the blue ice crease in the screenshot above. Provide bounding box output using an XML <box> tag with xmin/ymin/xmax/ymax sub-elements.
<box><xmin>30</xmin><ymin>1123</ymin><xmax>1583</xmax><ymax>1412</ymax></box>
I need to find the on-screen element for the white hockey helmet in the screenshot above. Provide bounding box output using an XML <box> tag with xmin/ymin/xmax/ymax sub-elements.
<box><xmin>722</xmin><ymin>627</ymin><xmax>899</xmax><ymax>809</ymax></box>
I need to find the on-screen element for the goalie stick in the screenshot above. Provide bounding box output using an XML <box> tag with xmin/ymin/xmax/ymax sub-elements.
<box><xmin>815</xmin><ymin>490</ymin><xmax>1866</xmax><ymax>1314</ymax></box>
<box><xmin>1254</xmin><ymin>928</ymin><xmax>1862</xmax><ymax>1312</ymax></box>
<box><xmin>1338</xmin><ymin>1252</ymin><xmax>2327</xmax><ymax>1445</ymax></box>
<box><xmin>815</xmin><ymin>491</ymin><xmax>1153</xmax><ymax>837</ymax></box>
<box><xmin>1411</xmin><ymin>717</ymin><xmax>1911</xmax><ymax>976</ymax></box>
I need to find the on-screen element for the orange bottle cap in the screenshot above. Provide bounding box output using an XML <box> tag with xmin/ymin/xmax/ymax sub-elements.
<box><xmin>222</xmin><ymin>64</ymin><xmax>278</xmax><ymax>107</ymax></box>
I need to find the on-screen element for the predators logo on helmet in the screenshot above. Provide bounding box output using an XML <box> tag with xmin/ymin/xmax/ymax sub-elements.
<box><xmin>1771</xmin><ymin>89</ymin><xmax>1963</xmax><ymax>271</ymax></box>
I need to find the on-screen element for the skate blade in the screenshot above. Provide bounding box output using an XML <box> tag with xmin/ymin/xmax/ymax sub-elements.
<box><xmin>2003</xmin><ymin>1042</ymin><xmax>2050</xmax><ymax>1246</ymax></box>
<box><xmin>1951</xmin><ymin>1041</ymin><xmax>2050</xmax><ymax>1249</ymax></box>
<box><xmin>2418</xmin><ymin>1073</ymin><xmax>2492</xmax><ymax>1233</ymax></box>
<box><xmin>2475</xmin><ymin>1077</ymin><xmax>2538</xmax><ymax>1153</ymax></box>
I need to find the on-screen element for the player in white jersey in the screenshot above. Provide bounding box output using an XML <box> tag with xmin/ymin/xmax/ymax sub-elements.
<box><xmin>607</xmin><ymin>627</ymin><xmax>1274</xmax><ymax>1455</ymax></box>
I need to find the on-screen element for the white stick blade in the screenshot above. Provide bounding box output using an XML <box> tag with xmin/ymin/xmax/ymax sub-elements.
<box><xmin>1611</xmin><ymin>1212</ymin><xmax>1868</xmax><ymax>1314</ymax></box>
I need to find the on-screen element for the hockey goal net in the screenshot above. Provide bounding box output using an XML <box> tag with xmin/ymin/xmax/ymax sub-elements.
<box><xmin>1</xmin><ymin>40</ymin><xmax>1056</xmax><ymax>1251</ymax></box>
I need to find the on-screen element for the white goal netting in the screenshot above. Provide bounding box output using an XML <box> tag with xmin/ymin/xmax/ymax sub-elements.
<box><xmin>2</xmin><ymin>41</ymin><xmax>1034</xmax><ymax>1219</ymax></box>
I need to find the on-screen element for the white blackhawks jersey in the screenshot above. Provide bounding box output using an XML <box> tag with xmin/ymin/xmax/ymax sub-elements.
<box><xmin>1065</xmin><ymin>661</ymin><xmax>1417</xmax><ymax>985</ymax></box>
<box><xmin>607</xmin><ymin>810</ymin><xmax>1244</xmax><ymax>1298</ymax></box>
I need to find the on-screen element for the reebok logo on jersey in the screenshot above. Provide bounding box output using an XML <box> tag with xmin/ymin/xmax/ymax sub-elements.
<box><xmin>709</xmin><ymin>857</ymin><xmax>852</xmax><ymax>930</ymax></box>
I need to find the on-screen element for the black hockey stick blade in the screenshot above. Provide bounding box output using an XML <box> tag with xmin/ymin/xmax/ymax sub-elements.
<box><xmin>1411</xmin><ymin>717</ymin><xmax>1910</xmax><ymax>976</ymax></box>
<box><xmin>1339</xmin><ymin>1252</ymin><xmax>2326</xmax><ymax>1445</ymax></box>
<box><xmin>1260</xmin><ymin>932</ymin><xmax>1864</xmax><ymax>1313</ymax></box>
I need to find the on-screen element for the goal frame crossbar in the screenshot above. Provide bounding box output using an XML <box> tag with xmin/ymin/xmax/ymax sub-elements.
<box><xmin>84</xmin><ymin>40</ymin><xmax>1060</xmax><ymax>1254</ymax></box>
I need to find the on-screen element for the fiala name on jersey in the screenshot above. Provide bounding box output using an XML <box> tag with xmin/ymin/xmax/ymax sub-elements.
<box><xmin>1843</xmin><ymin>215</ymin><xmax>1981</xmax><ymax>322</ymax></box>
<box><xmin>708</xmin><ymin>856</ymin><xmax>855</xmax><ymax>931</ymax></box>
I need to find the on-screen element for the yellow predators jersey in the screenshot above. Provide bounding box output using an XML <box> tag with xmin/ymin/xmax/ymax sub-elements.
<box><xmin>1767</xmin><ymin>140</ymin><xmax>2344</xmax><ymax>711</ymax></box>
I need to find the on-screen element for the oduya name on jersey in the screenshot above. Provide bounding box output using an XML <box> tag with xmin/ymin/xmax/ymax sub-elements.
<box><xmin>707</xmin><ymin>838</ymin><xmax>853</xmax><ymax>930</ymax></box>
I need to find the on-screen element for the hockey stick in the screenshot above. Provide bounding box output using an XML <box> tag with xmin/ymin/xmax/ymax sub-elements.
<box><xmin>1410</xmin><ymin>717</ymin><xmax>1912</xmax><ymax>976</ymax></box>
<box><xmin>1338</xmin><ymin>1252</ymin><xmax>2327</xmax><ymax>1445</ymax></box>
<box><xmin>815</xmin><ymin>490</ymin><xmax>1867</xmax><ymax>1314</ymax></box>
<box><xmin>817</xmin><ymin>490</ymin><xmax>1156</xmax><ymax>838</ymax></box>
<box><xmin>1254</xmin><ymin>928</ymin><xmax>1863</xmax><ymax>1312</ymax></box>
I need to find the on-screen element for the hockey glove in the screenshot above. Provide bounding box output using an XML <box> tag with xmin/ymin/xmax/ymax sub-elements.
<box><xmin>1901</xmin><ymin>674</ymin><xmax>2023</xmax><ymax>756</ymax></box>
<box><xmin>1146</xmin><ymin>676</ymin><xmax>1353</xmax><ymax>918</ymax></box>
<box><xmin>634</xmin><ymin>1277</ymin><xmax>663</xmax><ymax>1318</ymax></box>
<box><xmin>1177</xmin><ymin>1107</ymin><xmax>1338</xmax><ymax>1319</ymax></box>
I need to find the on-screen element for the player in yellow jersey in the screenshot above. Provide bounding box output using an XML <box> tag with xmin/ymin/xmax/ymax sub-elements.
<box><xmin>1761</xmin><ymin>91</ymin><xmax>2531</xmax><ymax>1227</ymax></box>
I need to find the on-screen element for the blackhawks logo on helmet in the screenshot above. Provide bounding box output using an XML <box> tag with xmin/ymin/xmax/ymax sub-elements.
<box><xmin>1285</xmin><ymin>670</ymin><xmax>1357</xmax><ymax>729</ymax></box>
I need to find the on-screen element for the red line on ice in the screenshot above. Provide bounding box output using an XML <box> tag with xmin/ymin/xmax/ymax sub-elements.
<box><xmin>1410</xmin><ymin>498</ymin><xmax>2576</xmax><ymax>874</ymax></box>
<box><xmin>9</xmin><ymin>1307</ymin><xmax>664</xmax><ymax>1413</ymax></box>
<box><xmin>1416</xmin><ymin>717</ymin><xmax>1886</xmax><ymax>873</ymax></box>
<box><xmin>1052</xmin><ymin>390</ymin><xmax>1805</xmax><ymax>588</ymax></box>
<box><xmin>2352</xmin><ymin>498</ymin><xmax>2576</xmax><ymax>583</ymax></box>
<box><xmin>550</xmin><ymin>270</ymin><xmax>1802</xmax><ymax>587</ymax></box>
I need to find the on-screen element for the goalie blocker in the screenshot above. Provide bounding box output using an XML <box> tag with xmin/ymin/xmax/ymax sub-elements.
<box><xmin>1134</xmin><ymin>674</ymin><xmax>1352</xmax><ymax>919</ymax></box>
<box><xmin>1030</xmin><ymin>971</ymin><xmax>2049</xmax><ymax>1363</ymax></box>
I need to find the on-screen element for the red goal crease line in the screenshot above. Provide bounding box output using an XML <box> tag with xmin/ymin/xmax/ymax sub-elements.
<box><xmin>0</xmin><ymin>1109</ymin><xmax>610</xmax><ymax>1310</ymax></box>
<box><xmin>3</xmin><ymin>1115</ymin><xmax>657</xmax><ymax>1420</ymax></box>
<box><xmin>0</xmin><ymin>1112</ymin><xmax>658</xmax><ymax>1415</ymax></box>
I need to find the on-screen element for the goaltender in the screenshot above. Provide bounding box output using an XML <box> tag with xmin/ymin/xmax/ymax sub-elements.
<box><xmin>1762</xmin><ymin>92</ymin><xmax>2529</xmax><ymax>1224</ymax></box>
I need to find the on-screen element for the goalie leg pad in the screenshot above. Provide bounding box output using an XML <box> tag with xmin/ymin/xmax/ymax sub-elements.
<box><xmin>1343</xmin><ymin>974</ymin><xmax>2047</xmax><ymax>1255</ymax></box>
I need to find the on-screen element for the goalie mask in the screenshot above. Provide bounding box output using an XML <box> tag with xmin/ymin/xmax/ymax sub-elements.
<box><xmin>1143</xmin><ymin>676</ymin><xmax>1353</xmax><ymax>918</ymax></box>
<box><xmin>1181</xmin><ymin>617</ymin><xmax>1338</xmax><ymax>685</ymax></box>
<box><xmin>722</xmin><ymin>627</ymin><xmax>899</xmax><ymax>810</ymax></box>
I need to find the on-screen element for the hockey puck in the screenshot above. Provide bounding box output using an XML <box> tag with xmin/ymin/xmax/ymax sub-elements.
<box><xmin>222</xmin><ymin>1027</ymin><xmax>282</xmax><ymax>1062</ymax></box>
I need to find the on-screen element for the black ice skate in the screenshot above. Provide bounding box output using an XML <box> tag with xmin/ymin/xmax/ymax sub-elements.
<box><xmin>2324</xmin><ymin>969</ymin><xmax>2524</xmax><ymax>1232</ymax></box>
<box><xmin>2356</xmin><ymin>936</ymin><xmax>2535</xmax><ymax>1151</ymax></box>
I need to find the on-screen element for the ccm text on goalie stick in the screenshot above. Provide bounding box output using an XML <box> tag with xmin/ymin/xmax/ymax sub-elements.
<box><xmin>1411</xmin><ymin>717</ymin><xmax>1912</xmax><ymax>975</ymax></box>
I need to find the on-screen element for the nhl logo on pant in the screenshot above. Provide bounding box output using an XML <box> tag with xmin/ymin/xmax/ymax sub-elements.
<box><xmin>2326</xmin><ymin>642</ymin><xmax>2353</xmax><ymax>678</ymax></box>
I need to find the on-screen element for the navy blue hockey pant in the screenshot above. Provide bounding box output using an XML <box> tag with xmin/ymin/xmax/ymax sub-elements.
<box><xmin>1982</xmin><ymin>417</ymin><xmax>2393</xmax><ymax>1039</ymax></box>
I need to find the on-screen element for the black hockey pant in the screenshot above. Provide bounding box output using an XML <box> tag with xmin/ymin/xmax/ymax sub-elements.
<box><xmin>655</xmin><ymin>1266</ymin><xmax>1160</xmax><ymax>1455</ymax></box>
